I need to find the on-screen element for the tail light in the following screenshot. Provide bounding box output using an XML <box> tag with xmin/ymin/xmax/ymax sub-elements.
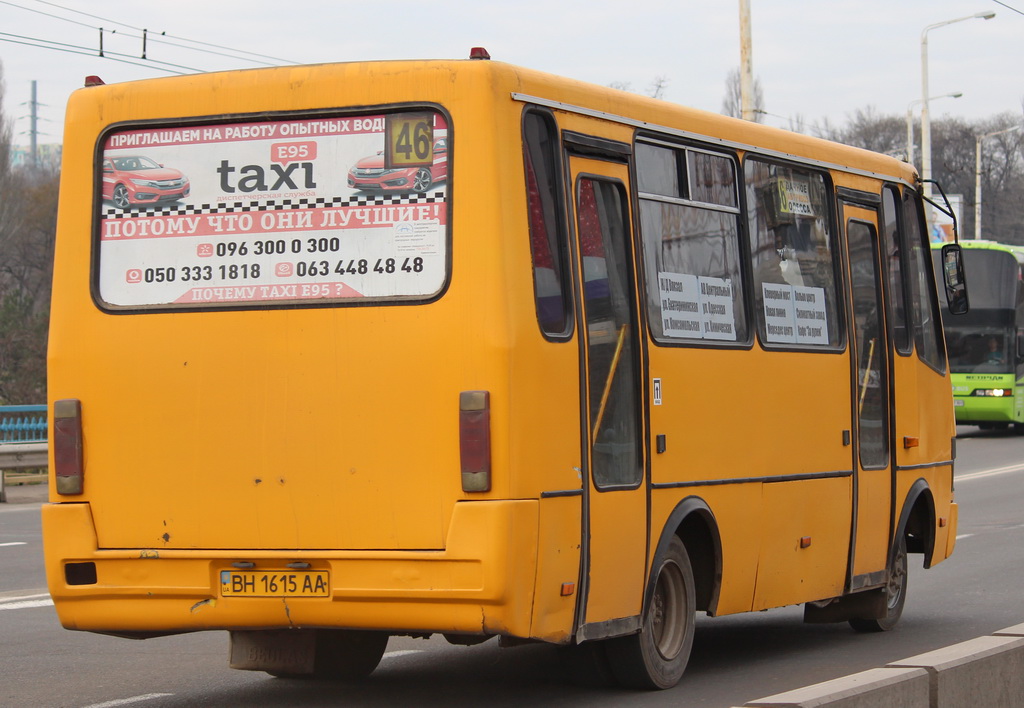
<box><xmin>459</xmin><ymin>391</ymin><xmax>491</xmax><ymax>492</ymax></box>
<box><xmin>53</xmin><ymin>399</ymin><xmax>84</xmax><ymax>495</ymax></box>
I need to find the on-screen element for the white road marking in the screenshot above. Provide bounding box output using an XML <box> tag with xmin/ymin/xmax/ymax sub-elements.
<box><xmin>0</xmin><ymin>592</ymin><xmax>53</xmax><ymax>611</ymax></box>
<box><xmin>382</xmin><ymin>649</ymin><xmax>424</xmax><ymax>660</ymax></box>
<box><xmin>957</xmin><ymin>462</ymin><xmax>1024</xmax><ymax>482</ymax></box>
<box><xmin>80</xmin><ymin>694</ymin><xmax>174</xmax><ymax>708</ymax></box>
<box><xmin>0</xmin><ymin>541</ymin><xmax>27</xmax><ymax>547</ymax></box>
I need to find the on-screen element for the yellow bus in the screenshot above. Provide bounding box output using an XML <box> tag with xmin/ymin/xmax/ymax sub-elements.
<box><xmin>44</xmin><ymin>50</ymin><xmax>963</xmax><ymax>690</ymax></box>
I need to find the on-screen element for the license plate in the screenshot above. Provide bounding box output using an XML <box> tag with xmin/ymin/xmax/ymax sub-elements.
<box><xmin>954</xmin><ymin>400</ymin><xmax>965</xmax><ymax>407</ymax></box>
<box><xmin>220</xmin><ymin>570</ymin><xmax>330</xmax><ymax>597</ymax></box>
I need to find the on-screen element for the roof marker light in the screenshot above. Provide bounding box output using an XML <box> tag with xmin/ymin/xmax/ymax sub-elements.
<box><xmin>84</xmin><ymin>76</ymin><xmax>105</xmax><ymax>87</ymax></box>
<box><xmin>469</xmin><ymin>47</ymin><xmax>491</xmax><ymax>60</ymax></box>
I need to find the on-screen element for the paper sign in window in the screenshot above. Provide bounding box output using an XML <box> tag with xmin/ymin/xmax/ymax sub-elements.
<box><xmin>658</xmin><ymin>272</ymin><xmax>737</xmax><ymax>341</ymax></box>
<box><xmin>763</xmin><ymin>283</ymin><xmax>828</xmax><ymax>345</ymax></box>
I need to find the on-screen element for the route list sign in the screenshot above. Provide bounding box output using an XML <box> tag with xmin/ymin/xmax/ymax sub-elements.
<box><xmin>762</xmin><ymin>282</ymin><xmax>829</xmax><ymax>345</ymax></box>
<box><xmin>96</xmin><ymin>111</ymin><xmax>448</xmax><ymax>309</ymax></box>
<box><xmin>657</xmin><ymin>272</ymin><xmax>737</xmax><ymax>341</ymax></box>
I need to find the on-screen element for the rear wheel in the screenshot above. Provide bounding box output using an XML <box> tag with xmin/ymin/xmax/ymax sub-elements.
<box><xmin>315</xmin><ymin>630</ymin><xmax>389</xmax><ymax>679</ymax></box>
<box><xmin>605</xmin><ymin>535</ymin><xmax>695</xmax><ymax>689</ymax></box>
<box><xmin>850</xmin><ymin>535</ymin><xmax>907</xmax><ymax>632</ymax></box>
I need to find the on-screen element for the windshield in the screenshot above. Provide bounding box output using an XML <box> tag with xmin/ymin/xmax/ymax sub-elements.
<box><xmin>945</xmin><ymin>325</ymin><xmax>1013</xmax><ymax>373</ymax></box>
<box><xmin>113</xmin><ymin>156</ymin><xmax>160</xmax><ymax>171</ymax></box>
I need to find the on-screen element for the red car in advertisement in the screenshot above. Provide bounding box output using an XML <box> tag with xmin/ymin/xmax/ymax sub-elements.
<box><xmin>347</xmin><ymin>138</ymin><xmax>447</xmax><ymax>193</ymax></box>
<box><xmin>102</xmin><ymin>155</ymin><xmax>191</xmax><ymax>210</ymax></box>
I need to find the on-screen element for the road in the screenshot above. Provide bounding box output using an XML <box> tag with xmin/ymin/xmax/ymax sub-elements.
<box><xmin>2</xmin><ymin>426</ymin><xmax>1022</xmax><ymax>708</ymax></box>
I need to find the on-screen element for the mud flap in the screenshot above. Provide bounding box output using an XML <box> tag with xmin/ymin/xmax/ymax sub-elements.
<box><xmin>803</xmin><ymin>588</ymin><xmax>887</xmax><ymax>624</ymax></box>
<box><xmin>229</xmin><ymin>629</ymin><xmax>315</xmax><ymax>674</ymax></box>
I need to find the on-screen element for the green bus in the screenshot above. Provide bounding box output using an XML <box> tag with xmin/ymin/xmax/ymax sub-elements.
<box><xmin>933</xmin><ymin>240</ymin><xmax>1024</xmax><ymax>429</ymax></box>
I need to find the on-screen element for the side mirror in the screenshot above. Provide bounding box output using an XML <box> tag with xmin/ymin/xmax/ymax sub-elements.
<box><xmin>1017</xmin><ymin>330</ymin><xmax>1024</xmax><ymax>362</ymax></box>
<box><xmin>941</xmin><ymin>244</ymin><xmax>969</xmax><ymax>315</ymax></box>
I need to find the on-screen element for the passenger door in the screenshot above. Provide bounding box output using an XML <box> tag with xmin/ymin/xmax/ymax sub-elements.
<box><xmin>566</xmin><ymin>142</ymin><xmax>648</xmax><ymax>641</ymax></box>
<box><xmin>842</xmin><ymin>202</ymin><xmax>894</xmax><ymax>587</ymax></box>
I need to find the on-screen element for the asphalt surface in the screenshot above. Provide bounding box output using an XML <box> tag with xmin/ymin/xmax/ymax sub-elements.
<box><xmin>1</xmin><ymin>481</ymin><xmax>47</xmax><ymax>505</ymax></box>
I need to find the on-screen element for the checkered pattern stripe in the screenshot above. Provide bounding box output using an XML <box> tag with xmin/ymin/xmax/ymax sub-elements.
<box><xmin>102</xmin><ymin>191</ymin><xmax>446</xmax><ymax>219</ymax></box>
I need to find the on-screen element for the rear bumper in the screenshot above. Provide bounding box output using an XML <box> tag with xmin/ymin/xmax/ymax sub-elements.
<box><xmin>43</xmin><ymin>499</ymin><xmax>540</xmax><ymax>639</ymax></box>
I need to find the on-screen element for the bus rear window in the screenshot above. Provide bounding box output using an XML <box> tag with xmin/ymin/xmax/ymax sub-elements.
<box><xmin>95</xmin><ymin>110</ymin><xmax>449</xmax><ymax>310</ymax></box>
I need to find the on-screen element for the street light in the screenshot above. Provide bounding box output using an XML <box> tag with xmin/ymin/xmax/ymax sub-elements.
<box><xmin>906</xmin><ymin>92</ymin><xmax>962</xmax><ymax>166</ymax></box>
<box><xmin>974</xmin><ymin>125</ymin><xmax>1022</xmax><ymax>240</ymax></box>
<box><xmin>920</xmin><ymin>11</ymin><xmax>995</xmax><ymax>205</ymax></box>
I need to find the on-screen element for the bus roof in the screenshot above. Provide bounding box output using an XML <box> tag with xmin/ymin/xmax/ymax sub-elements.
<box><xmin>70</xmin><ymin>54</ymin><xmax>917</xmax><ymax>187</ymax></box>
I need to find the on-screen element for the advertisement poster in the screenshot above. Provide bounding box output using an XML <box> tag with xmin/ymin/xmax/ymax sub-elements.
<box><xmin>96</xmin><ymin>111</ymin><xmax>449</xmax><ymax>308</ymax></box>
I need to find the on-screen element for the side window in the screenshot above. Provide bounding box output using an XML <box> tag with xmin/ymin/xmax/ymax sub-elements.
<box><xmin>848</xmin><ymin>219</ymin><xmax>890</xmax><ymax>468</ymax></box>
<box><xmin>902</xmin><ymin>190</ymin><xmax>946</xmax><ymax>371</ymax></box>
<box><xmin>636</xmin><ymin>141</ymin><xmax>747</xmax><ymax>344</ymax></box>
<box><xmin>523</xmin><ymin>110</ymin><xmax>571</xmax><ymax>337</ymax></box>
<box><xmin>746</xmin><ymin>159</ymin><xmax>841</xmax><ymax>348</ymax></box>
<box><xmin>881</xmin><ymin>186</ymin><xmax>911</xmax><ymax>355</ymax></box>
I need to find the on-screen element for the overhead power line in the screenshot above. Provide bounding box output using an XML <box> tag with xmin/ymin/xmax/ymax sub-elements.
<box><xmin>23</xmin><ymin>0</ymin><xmax>301</xmax><ymax>65</ymax></box>
<box><xmin>0</xmin><ymin>30</ymin><xmax>199</xmax><ymax>72</ymax></box>
<box><xmin>990</xmin><ymin>0</ymin><xmax>1024</xmax><ymax>18</ymax></box>
<box><xmin>0</xmin><ymin>0</ymin><xmax>301</xmax><ymax>71</ymax></box>
<box><xmin>0</xmin><ymin>33</ymin><xmax>187</xmax><ymax>74</ymax></box>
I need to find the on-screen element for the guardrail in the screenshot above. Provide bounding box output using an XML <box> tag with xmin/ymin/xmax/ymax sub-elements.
<box><xmin>0</xmin><ymin>405</ymin><xmax>48</xmax><ymax>503</ymax></box>
<box><xmin>0</xmin><ymin>443</ymin><xmax>48</xmax><ymax>502</ymax></box>
<box><xmin>0</xmin><ymin>404</ymin><xmax>48</xmax><ymax>443</ymax></box>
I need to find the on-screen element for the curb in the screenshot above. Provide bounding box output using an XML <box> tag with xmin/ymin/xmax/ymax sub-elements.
<box><xmin>735</xmin><ymin>623</ymin><xmax>1024</xmax><ymax>708</ymax></box>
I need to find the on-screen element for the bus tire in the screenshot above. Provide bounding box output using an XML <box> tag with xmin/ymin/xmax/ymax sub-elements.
<box><xmin>849</xmin><ymin>535</ymin><xmax>908</xmax><ymax>633</ymax></box>
<box><xmin>605</xmin><ymin>535</ymin><xmax>695</xmax><ymax>689</ymax></box>
<box><xmin>313</xmin><ymin>629</ymin><xmax>389</xmax><ymax>680</ymax></box>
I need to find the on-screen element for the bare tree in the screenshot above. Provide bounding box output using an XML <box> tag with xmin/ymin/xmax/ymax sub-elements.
<box><xmin>647</xmin><ymin>76</ymin><xmax>669</xmax><ymax>100</ymax></box>
<box><xmin>721</xmin><ymin>67</ymin><xmax>764</xmax><ymax>123</ymax></box>
<box><xmin>949</xmin><ymin>115</ymin><xmax>1024</xmax><ymax>243</ymax></box>
<box><xmin>813</xmin><ymin>106</ymin><xmax>906</xmax><ymax>157</ymax></box>
<box><xmin>610</xmin><ymin>77</ymin><xmax>671</xmax><ymax>100</ymax></box>
<box><xmin>813</xmin><ymin>104</ymin><xmax>1024</xmax><ymax>244</ymax></box>
<box><xmin>0</xmin><ymin>61</ymin><xmax>56</xmax><ymax>404</ymax></box>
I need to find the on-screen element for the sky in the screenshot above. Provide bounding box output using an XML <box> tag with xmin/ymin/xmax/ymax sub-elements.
<box><xmin>2</xmin><ymin>0</ymin><xmax>1023</xmax><ymax>148</ymax></box>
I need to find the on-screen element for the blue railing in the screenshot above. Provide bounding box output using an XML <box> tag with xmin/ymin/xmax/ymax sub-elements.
<box><xmin>0</xmin><ymin>405</ymin><xmax>48</xmax><ymax>443</ymax></box>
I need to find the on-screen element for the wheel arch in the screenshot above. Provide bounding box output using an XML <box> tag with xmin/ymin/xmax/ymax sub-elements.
<box><xmin>648</xmin><ymin>496</ymin><xmax>722</xmax><ymax>617</ymax></box>
<box><xmin>896</xmin><ymin>478</ymin><xmax>937</xmax><ymax>569</ymax></box>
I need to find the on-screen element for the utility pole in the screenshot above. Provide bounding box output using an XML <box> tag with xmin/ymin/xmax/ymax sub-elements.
<box><xmin>29</xmin><ymin>80</ymin><xmax>38</xmax><ymax>167</ymax></box>
<box><xmin>739</xmin><ymin>0</ymin><xmax>755</xmax><ymax>121</ymax></box>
